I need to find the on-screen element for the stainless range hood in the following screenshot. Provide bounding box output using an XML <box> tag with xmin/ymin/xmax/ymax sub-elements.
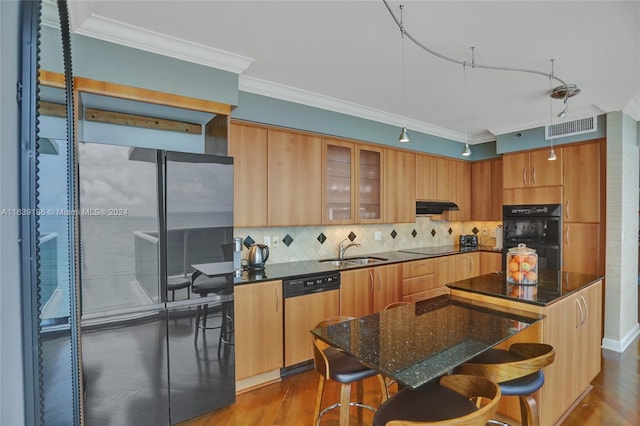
<box><xmin>416</xmin><ymin>200</ymin><xmax>460</xmax><ymax>215</ymax></box>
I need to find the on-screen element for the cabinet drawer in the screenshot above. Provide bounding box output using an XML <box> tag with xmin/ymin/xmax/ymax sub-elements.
<box><xmin>402</xmin><ymin>275</ymin><xmax>435</xmax><ymax>296</ymax></box>
<box><xmin>403</xmin><ymin>259</ymin><xmax>435</xmax><ymax>279</ymax></box>
<box><xmin>402</xmin><ymin>286</ymin><xmax>448</xmax><ymax>303</ymax></box>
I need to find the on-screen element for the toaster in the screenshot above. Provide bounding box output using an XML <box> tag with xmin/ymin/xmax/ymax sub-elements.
<box><xmin>459</xmin><ymin>234</ymin><xmax>478</xmax><ymax>249</ymax></box>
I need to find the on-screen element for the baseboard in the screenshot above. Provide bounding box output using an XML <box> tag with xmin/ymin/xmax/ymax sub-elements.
<box><xmin>601</xmin><ymin>323</ymin><xmax>640</xmax><ymax>353</ymax></box>
<box><xmin>235</xmin><ymin>369</ymin><xmax>281</xmax><ymax>394</ymax></box>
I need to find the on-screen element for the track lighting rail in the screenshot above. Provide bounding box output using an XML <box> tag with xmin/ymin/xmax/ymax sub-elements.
<box><xmin>382</xmin><ymin>0</ymin><xmax>577</xmax><ymax>93</ymax></box>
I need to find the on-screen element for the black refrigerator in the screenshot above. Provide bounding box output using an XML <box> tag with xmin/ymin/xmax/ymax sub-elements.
<box><xmin>79</xmin><ymin>143</ymin><xmax>235</xmax><ymax>425</ymax></box>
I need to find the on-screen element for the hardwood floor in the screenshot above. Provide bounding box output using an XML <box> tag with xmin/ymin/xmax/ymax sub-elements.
<box><xmin>180</xmin><ymin>337</ymin><xmax>640</xmax><ymax>426</ymax></box>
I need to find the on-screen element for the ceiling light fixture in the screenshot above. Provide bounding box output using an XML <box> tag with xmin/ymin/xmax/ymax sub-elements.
<box><xmin>398</xmin><ymin>4</ymin><xmax>410</xmax><ymax>143</ymax></box>
<box><xmin>461</xmin><ymin>53</ymin><xmax>471</xmax><ymax>157</ymax></box>
<box><xmin>547</xmin><ymin>60</ymin><xmax>558</xmax><ymax>161</ymax></box>
<box><xmin>382</xmin><ymin>0</ymin><xmax>580</xmax><ymax>126</ymax></box>
<box><xmin>557</xmin><ymin>97</ymin><xmax>568</xmax><ymax>119</ymax></box>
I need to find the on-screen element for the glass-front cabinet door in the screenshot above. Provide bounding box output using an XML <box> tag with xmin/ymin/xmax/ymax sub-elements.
<box><xmin>323</xmin><ymin>139</ymin><xmax>355</xmax><ymax>224</ymax></box>
<box><xmin>357</xmin><ymin>145</ymin><xmax>383</xmax><ymax>223</ymax></box>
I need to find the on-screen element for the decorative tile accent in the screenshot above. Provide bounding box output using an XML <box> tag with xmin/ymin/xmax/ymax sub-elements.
<box><xmin>283</xmin><ymin>234</ymin><xmax>294</xmax><ymax>247</ymax></box>
<box><xmin>244</xmin><ymin>236</ymin><xmax>254</xmax><ymax>248</ymax></box>
<box><xmin>391</xmin><ymin>230</ymin><xmax>398</xmax><ymax>239</ymax></box>
<box><xmin>472</xmin><ymin>227</ymin><xmax>479</xmax><ymax>235</ymax></box>
<box><xmin>317</xmin><ymin>233</ymin><xmax>327</xmax><ymax>244</ymax></box>
<box><xmin>448</xmin><ymin>227</ymin><xmax>453</xmax><ymax>235</ymax></box>
<box><xmin>431</xmin><ymin>229</ymin><xmax>437</xmax><ymax>237</ymax></box>
<box><xmin>411</xmin><ymin>229</ymin><xmax>418</xmax><ymax>238</ymax></box>
<box><xmin>348</xmin><ymin>231</ymin><xmax>357</xmax><ymax>242</ymax></box>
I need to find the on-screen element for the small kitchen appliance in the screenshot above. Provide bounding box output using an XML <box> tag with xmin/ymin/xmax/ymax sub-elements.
<box><xmin>459</xmin><ymin>234</ymin><xmax>478</xmax><ymax>249</ymax></box>
<box><xmin>247</xmin><ymin>243</ymin><xmax>269</xmax><ymax>270</ymax></box>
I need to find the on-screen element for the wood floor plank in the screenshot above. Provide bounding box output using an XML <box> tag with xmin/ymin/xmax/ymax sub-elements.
<box><xmin>179</xmin><ymin>337</ymin><xmax>640</xmax><ymax>426</ymax></box>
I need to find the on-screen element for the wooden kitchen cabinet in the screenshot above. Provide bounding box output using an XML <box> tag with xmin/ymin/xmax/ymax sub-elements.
<box><xmin>563</xmin><ymin>222</ymin><xmax>600</xmax><ymax>275</ymax></box>
<box><xmin>471</xmin><ymin>158</ymin><xmax>503</xmax><ymax>221</ymax></box>
<box><xmin>455</xmin><ymin>252</ymin><xmax>480</xmax><ymax>281</ymax></box>
<box><xmin>234</xmin><ymin>280</ymin><xmax>283</xmax><ymax>383</ymax></box>
<box><xmin>540</xmin><ymin>280</ymin><xmax>602</xmax><ymax>425</ymax></box>
<box><xmin>502</xmin><ymin>148</ymin><xmax>562</xmax><ymax>189</ymax></box>
<box><xmin>357</xmin><ymin>145</ymin><xmax>384</xmax><ymax>223</ymax></box>
<box><xmin>435</xmin><ymin>256</ymin><xmax>456</xmax><ymax>290</ymax></box>
<box><xmin>447</xmin><ymin>160</ymin><xmax>471</xmax><ymax>221</ymax></box>
<box><xmin>416</xmin><ymin>153</ymin><xmax>437</xmax><ymax>200</ymax></box>
<box><xmin>384</xmin><ymin>148</ymin><xmax>416</xmax><ymax>223</ymax></box>
<box><xmin>340</xmin><ymin>263</ymin><xmax>402</xmax><ymax>316</ymax></box>
<box><xmin>562</xmin><ymin>140</ymin><xmax>602</xmax><ymax>224</ymax></box>
<box><xmin>479</xmin><ymin>251</ymin><xmax>503</xmax><ymax>274</ymax></box>
<box><xmin>267</xmin><ymin>128</ymin><xmax>322</xmax><ymax>226</ymax></box>
<box><xmin>322</xmin><ymin>138</ymin><xmax>355</xmax><ymax>224</ymax></box>
<box><xmin>402</xmin><ymin>258</ymin><xmax>436</xmax><ymax>302</ymax></box>
<box><xmin>229</xmin><ymin>121</ymin><xmax>268</xmax><ymax>227</ymax></box>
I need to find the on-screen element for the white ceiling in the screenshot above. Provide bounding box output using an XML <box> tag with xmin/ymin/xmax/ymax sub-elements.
<box><xmin>67</xmin><ymin>1</ymin><xmax>640</xmax><ymax>144</ymax></box>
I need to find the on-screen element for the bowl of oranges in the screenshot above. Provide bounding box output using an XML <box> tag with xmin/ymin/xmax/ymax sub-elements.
<box><xmin>506</xmin><ymin>243</ymin><xmax>538</xmax><ymax>285</ymax></box>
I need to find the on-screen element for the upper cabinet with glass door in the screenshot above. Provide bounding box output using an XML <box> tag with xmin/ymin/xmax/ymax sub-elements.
<box><xmin>357</xmin><ymin>145</ymin><xmax>384</xmax><ymax>223</ymax></box>
<box><xmin>323</xmin><ymin>138</ymin><xmax>356</xmax><ymax>224</ymax></box>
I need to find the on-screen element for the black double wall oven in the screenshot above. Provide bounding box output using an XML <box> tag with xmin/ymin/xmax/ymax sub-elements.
<box><xmin>502</xmin><ymin>204</ymin><xmax>562</xmax><ymax>271</ymax></box>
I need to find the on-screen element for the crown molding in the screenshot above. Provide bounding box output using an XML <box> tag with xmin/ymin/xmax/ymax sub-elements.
<box><xmin>239</xmin><ymin>76</ymin><xmax>493</xmax><ymax>144</ymax></box>
<box><xmin>41</xmin><ymin>0</ymin><xmax>60</xmax><ymax>29</ymax></box>
<box><xmin>66</xmin><ymin>1</ymin><xmax>254</xmax><ymax>74</ymax></box>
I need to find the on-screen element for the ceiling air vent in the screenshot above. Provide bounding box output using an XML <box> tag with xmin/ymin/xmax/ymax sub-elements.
<box><xmin>545</xmin><ymin>116</ymin><xmax>597</xmax><ymax>139</ymax></box>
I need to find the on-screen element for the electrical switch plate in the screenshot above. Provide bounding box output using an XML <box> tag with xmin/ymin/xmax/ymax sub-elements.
<box><xmin>272</xmin><ymin>236</ymin><xmax>279</xmax><ymax>247</ymax></box>
<box><xmin>263</xmin><ymin>236</ymin><xmax>271</xmax><ymax>247</ymax></box>
<box><xmin>374</xmin><ymin>231</ymin><xmax>382</xmax><ymax>241</ymax></box>
<box><xmin>490</xmin><ymin>228</ymin><xmax>496</xmax><ymax>238</ymax></box>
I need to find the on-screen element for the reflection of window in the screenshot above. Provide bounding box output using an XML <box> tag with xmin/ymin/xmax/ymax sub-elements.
<box><xmin>37</xmin><ymin>131</ymin><xmax>72</xmax><ymax>324</ymax></box>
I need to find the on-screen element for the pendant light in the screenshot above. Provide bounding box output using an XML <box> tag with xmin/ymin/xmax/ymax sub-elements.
<box><xmin>547</xmin><ymin>60</ymin><xmax>557</xmax><ymax>161</ymax></box>
<box><xmin>461</xmin><ymin>55</ymin><xmax>471</xmax><ymax>157</ymax></box>
<box><xmin>398</xmin><ymin>5</ymin><xmax>410</xmax><ymax>143</ymax></box>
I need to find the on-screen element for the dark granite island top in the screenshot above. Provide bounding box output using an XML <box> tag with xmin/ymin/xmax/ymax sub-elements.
<box><xmin>446</xmin><ymin>270</ymin><xmax>604</xmax><ymax>306</ymax></box>
<box><xmin>310</xmin><ymin>294</ymin><xmax>542</xmax><ymax>389</ymax></box>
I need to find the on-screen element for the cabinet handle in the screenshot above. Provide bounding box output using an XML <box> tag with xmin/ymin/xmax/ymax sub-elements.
<box><xmin>566</xmin><ymin>199</ymin><xmax>570</xmax><ymax>220</ymax></box>
<box><xmin>523</xmin><ymin>167</ymin><xmax>527</xmax><ymax>186</ymax></box>
<box><xmin>566</xmin><ymin>226</ymin><xmax>570</xmax><ymax>246</ymax></box>
<box><xmin>469</xmin><ymin>257</ymin><xmax>473</xmax><ymax>275</ymax></box>
<box><xmin>580</xmin><ymin>296</ymin><xmax>588</xmax><ymax>327</ymax></box>
<box><xmin>575</xmin><ymin>299</ymin><xmax>584</xmax><ymax>329</ymax></box>
<box><xmin>369</xmin><ymin>271</ymin><xmax>374</xmax><ymax>293</ymax></box>
<box><xmin>377</xmin><ymin>271</ymin><xmax>382</xmax><ymax>291</ymax></box>
<box><xmin>532</xmin><ymin>165</ymin><xmax>537</xmax><ymax>185</ymax></box>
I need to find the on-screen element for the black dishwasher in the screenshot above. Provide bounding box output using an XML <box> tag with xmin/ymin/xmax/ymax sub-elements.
<box><xmin>282</xmin><ymin>272</ymin><xmax>341</xmax><ymax>376</ymax></box>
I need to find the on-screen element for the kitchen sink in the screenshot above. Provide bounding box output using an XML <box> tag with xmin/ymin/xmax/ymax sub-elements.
<box><xmin>319</xmin><ymin>256</ymin><xmax>387</xmax><ymax>267</ymax></box>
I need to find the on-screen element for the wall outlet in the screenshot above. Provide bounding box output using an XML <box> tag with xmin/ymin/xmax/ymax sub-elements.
<box><xmin>374</xmin><ymin>231</ymin><xmax>382</xmax><ymax>241</ymax></box>
<box><xmin>263</xmin><ymin>236</ymin><xmax>271</xmax><ymax>247</ymax></box>
<box><xmin>272</xmin><ymin>236</ymin><xmax>279</xmax><ymax>247</ymax></box>
<box><xmin>490</xmin><ymin>228</ymin><xmax>496</xmax><ymax>238</ymax></box>
<box><xmin>482</xmin><ymin>228</ymin><xmax>488</xmax><ymax>236</ymax></box>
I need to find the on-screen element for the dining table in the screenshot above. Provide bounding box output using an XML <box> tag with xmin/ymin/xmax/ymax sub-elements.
<box><xmin>310</xmin><ymin>294</ymin><xmax>543</xmax><ymax>389</ymax></box>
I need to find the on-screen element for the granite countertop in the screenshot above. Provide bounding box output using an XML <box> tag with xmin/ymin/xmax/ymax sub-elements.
<box><xmin>446</xmin><ymin>270</ymin><xmax>604</xmax><ymax>306</ymax></box>
<box><xmin>311</xmin><ymin>294</ymin><xmax>543</xmax><ymax>389</ymax></box>
<box><xmin>232</xmin><ymin>245</ymin><xmax>500</xmax><ymax>285</ymax></box>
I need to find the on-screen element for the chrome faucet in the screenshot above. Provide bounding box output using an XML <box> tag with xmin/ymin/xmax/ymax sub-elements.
<box><xmin>338</xmin><ymin>238</ymin><xmax>360</xmax><ymax>259</ymax></box>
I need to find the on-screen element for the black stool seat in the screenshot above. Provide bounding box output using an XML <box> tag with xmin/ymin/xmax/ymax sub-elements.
<box><xmin>167</xmin><ymin>276</ymin><xmax>190</xmax><ymax>300</ymax></box>
<box><xmin>373</xmin><ymin>382</ymin><xmax>478</xmax><ymax>426</ymax></box>
<box><xmin>324</xmin><ymin>347</ymin><xmax>380</xmax><ymax>383</ymax></box>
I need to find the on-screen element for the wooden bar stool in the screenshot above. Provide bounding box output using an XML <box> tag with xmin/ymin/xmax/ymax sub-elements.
<box><xmin>312</xmin><ymin>316</ymin><xmax>388</xmax><ymax>426</ymax></box>
<box><xmin>372</xmin><ymin>374</ymin><xmax>501</xmax><ymax>425</ymax></box>
<box><xmin>456</xmin><ymin>343</ymin><xmax>555</xmax><ymax>426</ymax></box>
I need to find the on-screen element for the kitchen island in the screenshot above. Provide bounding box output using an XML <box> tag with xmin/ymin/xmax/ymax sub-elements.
<box><xmin>447</xmin><ymin>270</ymin><xmax>604</xmax><ymax>426</ymax></box>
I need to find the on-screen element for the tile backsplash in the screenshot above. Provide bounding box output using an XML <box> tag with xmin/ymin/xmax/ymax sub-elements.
<box><xmin>236</xmin><ymin>218</ymin><xmax>501</xmax><ymax>264</ymax></box>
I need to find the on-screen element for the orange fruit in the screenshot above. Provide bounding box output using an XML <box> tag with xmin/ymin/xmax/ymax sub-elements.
<box><xmin>511</xmin><ymin>271</ymin><xmax>524</xmax><ymax>283</ymax></box>
<box><xmin>525</xmin><ymin>271</ymin><xmax>538</xmax><ymax>282</ymax></box>
<box><xmin>508</xmin><ymin>261</ymin><xmax>519</xmax><ymax>272</ymax></box>
<box><xmin>527</xmin><ymin>255</ymin><xmax>537</xmax><ymax>267</ymax></box>
<box><xmin>514</xmin><ymin>254</ymin><xmax>526</xmax><ymax>264</ymax></box>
